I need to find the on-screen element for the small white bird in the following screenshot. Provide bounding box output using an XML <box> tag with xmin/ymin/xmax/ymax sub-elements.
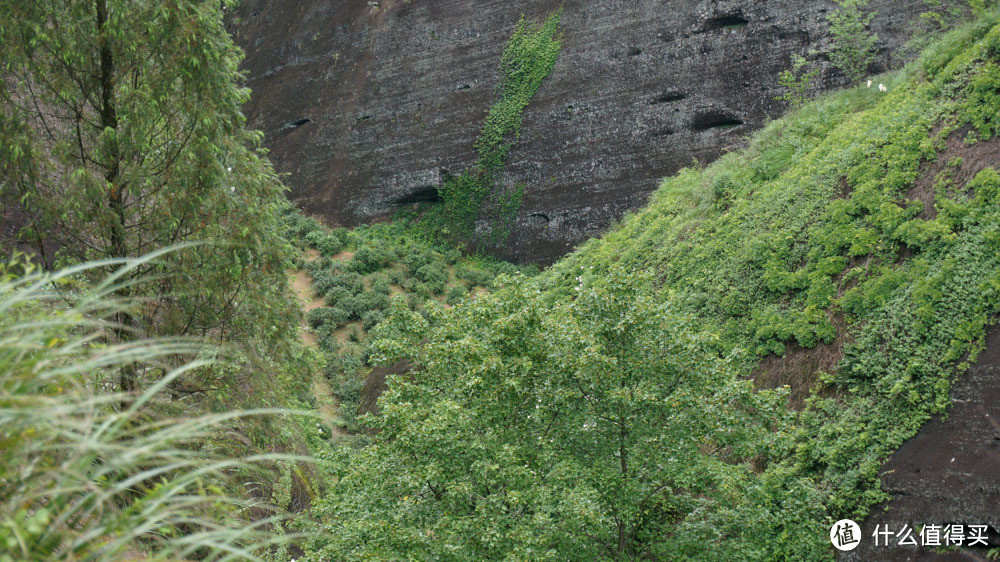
<box><xmin>866</xmin><ymin>80</ymin><xmax>872</xmax><ymax>88</ymax></box>
<box><xmin>879</xmin><ymin>84</ymin><xmax>887</xmax><ymax>92</ymax></box>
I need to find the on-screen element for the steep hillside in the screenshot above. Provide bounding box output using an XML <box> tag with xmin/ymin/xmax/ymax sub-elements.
<box><xmin>304</xmin><ymin>14</ymin><xmax>1000</xmax><ymax>560</ymax></box>
<box><xmin>231</xmin><ymin>0</ymin><xmax>926</xmax><ymax>263</ymax></box>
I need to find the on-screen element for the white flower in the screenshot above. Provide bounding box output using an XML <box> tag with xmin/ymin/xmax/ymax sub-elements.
<box><xmin>866</xmin><ymin>80</ymin><xmax>872</xmax><ymax>88</ymax></box>
<box><xmin>227</xmin><ymin>166</ymin><xmax>232</xmax><ymax>172</ymax></box>
<box><xmin>879</xmin><ymin>83</ymin><xmax>887</xmax><ymax>92</ymax></box>
<box><xmin>230</xmin><ymin>186</ymin><xmax>236</xmax><ymax>192</ymax></box>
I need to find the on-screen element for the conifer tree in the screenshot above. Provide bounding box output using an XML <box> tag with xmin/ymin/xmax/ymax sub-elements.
<box><xmin>0</xmin><ymin>1</ymin><xmax>299</xmax><ymax>396</ymax></box>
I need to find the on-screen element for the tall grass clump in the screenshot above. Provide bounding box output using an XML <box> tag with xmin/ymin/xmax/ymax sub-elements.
<box><xmin>0</xmin><ymin>253</ymin><xmax>304</xmax><ymax>561</ymax></box>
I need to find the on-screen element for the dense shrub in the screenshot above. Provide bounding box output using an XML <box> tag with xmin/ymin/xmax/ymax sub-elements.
<box><xmin>327</xmin><ymin>342</ymin><xmax>365</xmax><ymax>377</ymax></box>
<box><xmin>304</xmin><ymin>230</ymin><xmax>325</xmax><ymax>250</ymax></box>
<box><xmin>446</xmin><ymin>284</ymin><xmax>467</xmax><ymax>306</ymax></box>
<box><xmin>455</xmin><ymin>264</ymin><xmax>495</xmax><ymax>288</ymax></box>
<box><xmin>400</xmin><ymin>276</ymin><xmax>419</xmax><ymax>292</ymax></box>
<box><xmin>401</xmin><ymin>248</ymin><xmax>435</xmax><ymax>274</ymax></box>
<box><xmin>362</xmin><ymin>310</ymin><xmax>385</xmax><ymax>331</ymax></box>
<box><xmin>353</xmin><ymin>242</ymin><xmax>395</xmax><ymax>273</ymax></box>
<box><xmin>387</xmin><ymin>268</ymin><xmax>406</xmax><ymax>285</ymax></box>
<box><xmin>323</xmin><ymin>286</ymin><xmax>353</xmax><ymax>309</ymax></box>
<box><xmin>314</xmin><ymin>271</ymin><xmax>365</xmax><ymax>298</ymax></box>
<box><xmin>415</xmin><ymin>262</ymin><xmax>448</xmax><ymax>288</ymax></box>
<box><xmin>290</xmin><ymin>213</ymin><xmax>323</xmax><ymax>238</ymax></box>
<box><xmin>357</xmin><ymin>291</ymin><xmax>391</xmax><ymax>313</ymax></box>
<box><xmin>371</xmin><ymin>274</ymin><xmax>392</xmax><ymax>296</ymax></box>
<box><xmin>301</xmin><ymin>227</ymin><xmax>350</xmax><ymax>257</ymax></box>
<box><xmin>337</xmin><ymin>296</ymin><xmax>364</xmax><ymax>320</ymax></box>
<box><xmin>307</xmin><ymin>307</ymin><xmax>351</xmax><ymax>329</ymax></box>
<box><xmin>315</xmin><ymin>233</ymin><xmax>347</xmax><ymax>257</ymax></box>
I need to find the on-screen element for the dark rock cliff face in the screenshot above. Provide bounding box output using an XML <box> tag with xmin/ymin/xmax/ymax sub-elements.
<box><xmin>841</xmin><ymin>327</ymin><xmax>1000</xmax><ymax>561</ymax></box>
<box><xmin>232</xmin><ymin>0</ymin><xmax>924</xmax><ymax>263</ymax></box>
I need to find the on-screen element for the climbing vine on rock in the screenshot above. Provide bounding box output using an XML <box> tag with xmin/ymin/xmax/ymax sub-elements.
<box><xmin>435</xmin><ymin>9</ymin><xmax>562</xmax><ymax>246</ymax></box>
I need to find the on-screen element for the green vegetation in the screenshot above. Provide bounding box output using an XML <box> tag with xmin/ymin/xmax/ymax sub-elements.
<box><xmin>432</xmin><ymin>10</ymin><xmax>562</xmax><ymax>245</ymax></box>
<box><xmin>0</xmin><ymin>255</ymin><xmax>305</xmax><ymax>560</ymax></box>
<box><xmin>776</xmin><ymin>53</ymin><xmax>820</xmax><ymax>107</ymax></box>
<box><xmin>0</xmin><ymin>1</ymin><xmax>319</xmax><ymax>559</ymax></box>
<box><xmin>827</xmin><ymin>0</ymin><xmax>879</xmax><ymax>82</ymax></box>
<box><xmin>5</xmin><ymin>0</ymin><xmax>1000</xmax><ymax>559</ymax></box>
<box><xmin>283</xmin><ymin>209</ymin><xmax>537</xmax><ymax>432</ymax></box>
<box><xmin>303</xmin><ymin>14</ymin><xmax>1000</xmax><ymax>559</ymax></box>
<box><xmin>0</xmin><ymin>0</ymin><xmax>307</xmax><ymax>412</ymax></box>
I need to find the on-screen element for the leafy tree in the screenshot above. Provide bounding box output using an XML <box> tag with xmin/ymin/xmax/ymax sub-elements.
<box><xmin>0</xmin><ymin>0</ymin><xmax>298</xmax><ymax>397</ymax></box>
<box><xmin>306</xmin><ymin>270</ymin><xmax>788</xmax><ymax>559</ymax></box>
<box><xmin>827</xmin><ymin>0</ymin><xmax>879</xmax><ymax>82</ymax></box>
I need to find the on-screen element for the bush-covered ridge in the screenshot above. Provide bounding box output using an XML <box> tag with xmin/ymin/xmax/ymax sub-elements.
<box><xmin>303</xmin><ymin>14</ymin><xmax>1000</xmax><ymax>560</ymax></box>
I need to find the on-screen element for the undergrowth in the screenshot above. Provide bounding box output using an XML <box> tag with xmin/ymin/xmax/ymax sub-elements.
<box><xmin>281</xmin><ymin>209</ymin><xmax>537</xmax><ymax>434</ymax></box>
<box><xmin>0</xmin><ymin>254</ymin><xmax>309</xmax><ymax>560</ymax></box>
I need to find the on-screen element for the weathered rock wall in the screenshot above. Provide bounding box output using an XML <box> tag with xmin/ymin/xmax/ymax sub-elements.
<box><xmin>232</xmin><ymin>0</ymin><xmax>925</xmax><ymax>263</ymax></box>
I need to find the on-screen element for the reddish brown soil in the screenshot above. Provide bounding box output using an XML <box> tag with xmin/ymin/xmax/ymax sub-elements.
<box><xmin>842</xmin><ymin>327</ymin><xmax>1000</xmax><ymax>561</ymax></box>
<box><xmin>359</xmin><ymin>359</ymin><xmax>414</xmax><ymax>418</ymax></box>
<box><xmin>753</xmin><ymin>315</ymin><xmax>847</xmax><ymax>409</ymax></box>
<box><xmin>289</xmin><ymin>265</ymin><xmax>345</xmax><ymax>436</ymax></box>
<box><xmin>906</xmin><ymin>125</ymin><xmax>1000</xmax><ymax>221</ymax></box>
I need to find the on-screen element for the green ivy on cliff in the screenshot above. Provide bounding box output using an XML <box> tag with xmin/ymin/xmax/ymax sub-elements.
<box><xmin>433</xmin><ymin>9</ymin><xmax>562</xmax><ymax>245</ymax></box>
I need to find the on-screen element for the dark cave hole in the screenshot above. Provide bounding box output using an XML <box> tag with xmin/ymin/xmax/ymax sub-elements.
<box><xmin>691</xmin><ymin>111</ymin><xmax>744</xmax><ymax>132</ymax></box>
<box><xmin>528</xmin><ymin>213</ymin><xmax>551</xmax><ymax>226</ymax></box>
<box><xmin>395</xmin><ymin>186</ymin><xmax>441</xmax><ymax>205</ymax></box>
<box><xmin>628</xmin><ymin>47</ymin><xmax>642</xmax><ymax>57</ymax></box>
<box><xmin>702</xmin><ymin>14</ymin><xmax>749</xmax><ymax>32</ymax></box>
<box><xmin>650</xmin><ymin>91</ymin><xmax>687</xmax><ymax>105</ymax></box>
<box><xmin>457</xmin><ymin>84</ymin><xmax>472</xmax><ymax>90</ymax></box>
<box><xmin>289</xmin><ymin>118</ymin><xmax>312</xmax><ymax>128</ymax></box>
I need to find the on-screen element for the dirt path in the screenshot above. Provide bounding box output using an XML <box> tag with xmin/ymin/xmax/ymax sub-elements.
<box><xmin>289</xmin><ymin>249</ymin><xmax>347</xmax><ymax>437</ymax></box>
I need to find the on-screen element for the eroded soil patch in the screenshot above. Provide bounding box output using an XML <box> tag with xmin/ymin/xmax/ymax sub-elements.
<box><xmin>843</xmin><ymin>327</ymin><xmax>1000</xmax><ymax>560</ymax></box>
<box><xmin>907</xmin><ymin>124</ymin><xmax>1000</xmax><ymax>220</ymax></box>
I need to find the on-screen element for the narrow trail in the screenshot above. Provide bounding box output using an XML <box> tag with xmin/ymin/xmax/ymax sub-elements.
<box><xmin>289</xmin><ymin>249</ymin><xmax>347</xmax><ymax>437</ymax></box>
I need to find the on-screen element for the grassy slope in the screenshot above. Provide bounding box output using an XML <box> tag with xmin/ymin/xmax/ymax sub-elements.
<box><xmin>329</xmin><ymin>16</ymin><xmax>1000</xmax><ymax>559</ymax></box>
<box><xmin>527</xmin><ymin>16</ymin><xmax>1000</xmax><ymax>556</ymax></box>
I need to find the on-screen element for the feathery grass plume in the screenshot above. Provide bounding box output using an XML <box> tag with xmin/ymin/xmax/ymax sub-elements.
<box><xmin>0</xmin><ymin>252</ymin><xmax>310</xmax><ymax>561</ymax></box>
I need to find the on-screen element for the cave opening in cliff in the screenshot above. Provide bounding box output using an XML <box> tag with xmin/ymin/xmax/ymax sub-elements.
<box><xmin>394</xmin><ymin>186</ymin><xmax>441</xmax><ymax>206</ymax></box>
<box><xmin>691</xmin><ymin>111</ymin><xmax>745</xmax><ymax>132</ymax></box>
<box><xmin>703</xmin><ymin>14</ymin><xmax>749</xmax><ymax>32</ymax></box>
